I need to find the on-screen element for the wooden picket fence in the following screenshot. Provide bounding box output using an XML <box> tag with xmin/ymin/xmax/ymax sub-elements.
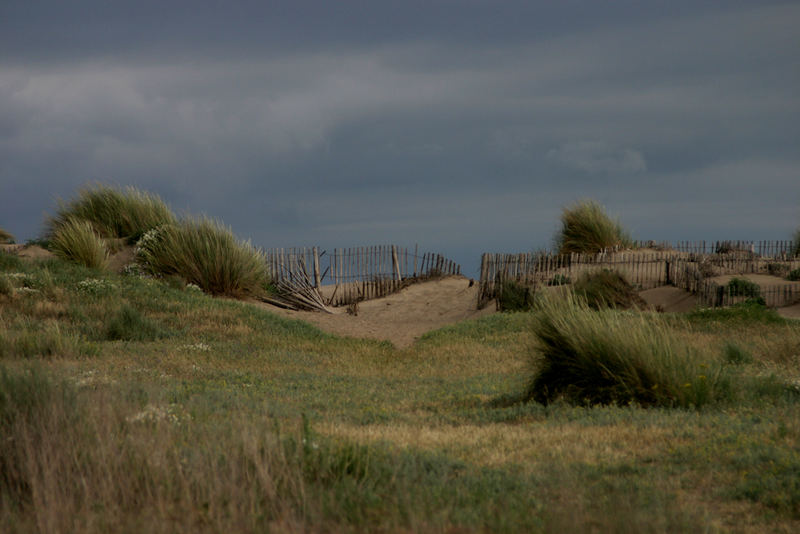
<box><xmin>634</xmin><ymin>240</ymin><xmax>796</xmax><ymax>257</ymax></box>
<box><xmin>694</xmin><ymin>281</ymin><xmax>800</xmax><ymax>308</ymax></box>
<box><xmin>264</xmin><ymin>245</ymin><xmax>461</xmax><ymax>307</ymax></box>
<box><xmin>479</xmin><ymin>251</ymin><xmax>677</xmax><ymax>306</ymax></box>
<box><xmin>479</xmin><ymin>249</ymin><xmax>800</xmax><ymax>309</ymax></box>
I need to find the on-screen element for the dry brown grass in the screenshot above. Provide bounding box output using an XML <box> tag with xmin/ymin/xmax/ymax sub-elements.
<box><xmin>317</xmin><ymin>421</ymin><xmax>678</xmax><ymax>471</ymax></box>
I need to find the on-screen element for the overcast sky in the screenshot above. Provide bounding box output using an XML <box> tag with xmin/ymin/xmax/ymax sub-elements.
<box><xmin>1</xmin><ymin>1</ymin><xmax>798</xmax><ymax>275</ymax></box>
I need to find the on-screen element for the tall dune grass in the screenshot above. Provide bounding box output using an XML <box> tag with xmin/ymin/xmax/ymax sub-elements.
<box><xmin>50</xmin><ymin>219</ymin><xmax>109</xmax><ymax>270</ymax></box>
<box><xmin>526</xmin><ymin>293</ymin><xmax>728</xmax><ymax>408</ymax></box>
<box><xmin>556</xmin><ymin>200</ymin><xmax>632</xmax><ymax>254</ymax></box>
<box><xmin>135</xmin><ymin>217</ymin><xmax>268</xmax><ymax>298</ymax></box>
<box><xmin>0</xmin><ymin>228</ymin><xmax>14</xmax><ymax>244</ymax></box>
<box><xmin>47</xmin><ymin>184</ymin><xmax>175</xmax><ymax>242</ymax></box>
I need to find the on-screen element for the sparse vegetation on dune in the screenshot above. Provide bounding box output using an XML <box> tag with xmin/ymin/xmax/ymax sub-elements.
<box><xmin>49</xmin><ymin>218</ymin><xmax>110</xmax><ymax>270</ymax></box>
<box><xmin>47</xmin><ymin>183</ymin><xmax>176</xmax><ymax>243</ymax></box>
<box><xmin>0</xmin><ymin>227</ymin><xmax>14</xmax><ymax>244</ymax></box>
<box><xmin>135</xmin><ymin>217</ymin><xmax>268</xmax><ymax>298</ymax></box>
<box><xmin>556</xmin><ymin>199</ymin><xmax>632</xmax><ymax>254</ymax></box>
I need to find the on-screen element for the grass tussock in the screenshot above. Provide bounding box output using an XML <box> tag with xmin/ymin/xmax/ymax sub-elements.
<box><xmin>50</xmin><ymin>219</ymin><xmax>109</xmax><ymax>270</ymax></box>
<box><xmin>497</xmin><ymin>280</ymin><xmax>535</xmax><ymax>312</ymax></box>
<box><xmin>526</xmin><ymin>293</ymin><xmax>728</xmax><ymax>408</ymax></box>
<box><xmin>0</xmin><ymin>228</ymin><xmax>14</xmax><ymax>244</ymax></box>
<box><xmin>104</xmin><ymin>304</ymin><xmax>166</xmax><ymax>342</ymax></box>
<box><xmin>135</xmin><ymin>217</ymin><xmax>268</xmax><ymax>298</ymax></box>
<box><xmin>47</xmin><ymin>184</ymin><xmax>175</xmax><ymax>243</ymax></box>
<box><xmin>573</xmin><ymin>269</ymin><xmax>646</xmax><ymax>310</ymax></box>
<box><xmin>556</xmin><ymin>199</ymin><xmax>632</xmax><ymax>254</ymax></box>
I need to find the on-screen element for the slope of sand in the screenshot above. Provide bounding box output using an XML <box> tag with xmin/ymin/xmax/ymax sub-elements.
<box><xmin>777</xmin><ymin>304</ymin><xmax>800</xmax><ymax>319</ymax></box>
<box><xmin>257</xmin><ymin>276</ymin><xmax>495</xmax><ymax>348</ymax></box>
<box><xmin>639</xmin><ymin>286</ymin><xmax>698</xmax><ymax>313</ymax></box>
<box><xmin>0</xmin><ymin>244</ymin><xmax>54</xmax><ymax>259</ymax></box>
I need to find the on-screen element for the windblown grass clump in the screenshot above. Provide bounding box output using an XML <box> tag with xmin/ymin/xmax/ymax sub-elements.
<box><xmin>49</xmin><ymin>219</ymin><xmax>109</xmax><ymax>270</ymax></box>
<box><xmin>556</xmin><ymin>200</ymin><xmax>632</xmax><ymax>254</ymax></box>
<box><xmin>526</xmin><ymin>293</ymin><xmax>728</xmax><ymax>408</ymax></box>
<box><xmin>47</xmin><ymin>184</ymin><xmax>175</xmax><ymax>243</ymax></box>
<box><xmin>572</xmin><ymin>269</ymin><xmax>646</xmax><ymax>310</ymax></box>
<box><xmin>135</xmin><ymin>217</ymin><xmax>268</xmax><ymax>298</ymax></box>
<box><xmin>0</xmin><ymin>228</ymin><xmax>14</xmax><ymax>244</ymax></box>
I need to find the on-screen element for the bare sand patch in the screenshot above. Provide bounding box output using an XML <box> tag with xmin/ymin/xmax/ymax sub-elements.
<box><xmin>639</xmin><ymin>286</ymin><xmax>698</xmax><ymax>313</ymax></box>
<box><xmin>777</xmin><ymin>304</ymin><xmax>800</xmax><ymax>319</ymax></box>
<box><xmin>256</xmin><ymin>276</ymin><xmax>495</xmax><ymax>348</ymax></box>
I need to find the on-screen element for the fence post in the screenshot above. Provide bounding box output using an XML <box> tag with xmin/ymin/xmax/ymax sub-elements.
<box><xmin>313</xmin><ymin>247</ymin><xmax>321</xmax><ymax>289</ymax></box>
<box><xmin>392</xmin><ymin>245</ymin><xmax>401</xmax><ymax>281</ymax></box>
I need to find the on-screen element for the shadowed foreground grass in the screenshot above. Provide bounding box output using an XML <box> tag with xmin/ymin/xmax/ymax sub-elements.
<box><xmin>1</xmin><ymin>251</ymin><xmax>799</xmax><ymax>532</ymax></box>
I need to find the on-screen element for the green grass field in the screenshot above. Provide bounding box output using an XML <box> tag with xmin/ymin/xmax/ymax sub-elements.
<box><xmin>2</xmin><ymin>251</ymin><xmax>800</xmax><ymax>533</ymax></box>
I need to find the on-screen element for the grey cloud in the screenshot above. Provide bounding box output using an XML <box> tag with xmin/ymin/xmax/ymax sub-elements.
<box><xmin>1</xmin><ymin>1</ymin><xmax>798</xmax><ymax>276</ymax></box>
<box><xmin>547</xmin><ymin>142</ymin><xmax>647</xmax><ymax>174</ymax></box>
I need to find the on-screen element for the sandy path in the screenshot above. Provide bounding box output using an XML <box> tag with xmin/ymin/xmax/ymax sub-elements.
<box><xmin>257</xmin><ymin>276</ymin><xmax>496</xmax><ymax>348</ymax></box>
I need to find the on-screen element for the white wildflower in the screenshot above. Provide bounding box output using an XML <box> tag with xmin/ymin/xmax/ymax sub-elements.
<box><xmin>179</xmin><ymin>343</ymin><xmax>211</xmax><ymax>352</ymax></box>
<box><xmin>126</xmin><ymin>404</ymin><xmax>190</xmax><ymax>425</ymax></box>
<box><xmin>76</xmin><ymin>278</ymin><xmax>116</xmax><ymax>294</ymax></box>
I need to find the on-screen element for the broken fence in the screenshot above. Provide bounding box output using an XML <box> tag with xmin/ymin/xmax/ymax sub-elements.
<box><xmin>264</xmin><ymin>245</ymin><xmax>461</xmax><ymax>307</ymax></box>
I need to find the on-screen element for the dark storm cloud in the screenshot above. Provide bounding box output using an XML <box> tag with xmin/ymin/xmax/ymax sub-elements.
<box><xmin>1</xmin><ymin>1</ymin><xmax>798</xmax><ymax>274</ymax></box>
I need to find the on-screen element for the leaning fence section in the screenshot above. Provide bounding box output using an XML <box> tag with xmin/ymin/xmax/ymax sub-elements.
<box><xmin>264</xmin><ymin>245</ymin><xmax>461</xmax><ymax>308</ymax></box>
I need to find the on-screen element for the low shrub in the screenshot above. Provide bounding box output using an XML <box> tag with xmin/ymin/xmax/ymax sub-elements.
<box><xmin>725</xmin><ymin>278</ymin><xmax>760</xmax><ymax>298</ymax></box>
<box><xmin>555</xmin><ymin>200</ymin><xmax>632</xmax><ymax>254</ymax></box>
<box><xmin>0</xmin><ymin>228</ymin><xmax>14</xmax><ymax>244</ymax></box>
<box><xmin>767</xmin><ymin>263</ymin><xmax>789</xmax><ymax>277</ymax></box>
<box><xmin>723</xmin><ymin>342</ymin><xmax>753</xmax><ymax>365</ymax></box>
<box><xmin>685</xmin><ymin>299</ymin><xmax>785</xmax><ymax>326</ymax></box>
<box><xmin>47</xmin><ymin>184</ymin><xmax>175</xmax><ymax>243</ymax></box>
<box><xmin>547</xmin><ymin>274</ymin><xmax>570</xmax><ymax>286</ymax></box>
<box><xmin>497</xmin><ymin>280</ymin><xmax>535</xmax><ymax>311</ymax></box>
<box><xmin>105</xmin><ymin>304</ymin><xmax>165</xmax><ymax>341</ymax></box>
<box><xmin>135</xmin><ymin>217</ymin><xmax>268</xmax><ymax>298</ymax></box>
<box><xmin>526</xmin><ymin>293</ymin><xmax>728</xmax><ymax>408</ymax></box>
<box><xmin>49</xmin><ymin>219</ymin><xmax>109</xmax><ymax>270</ymax></box>
<box><xmin>788</xmin><ymin>269</ymin><xmax>800</xmax><ymax>282</ymax></box>
<box><xmin>572</xmin><ymin>269</ymin><xmax>645</xmax><ymax>310</ymax></box>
